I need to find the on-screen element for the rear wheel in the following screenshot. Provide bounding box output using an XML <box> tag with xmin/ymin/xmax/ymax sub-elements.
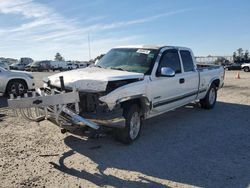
<box><xmin>243</xmin><ymin>67</ymin><xmax>250</xmax><ymax>72</ymax></box>
<box><xmin>6</xmin><ymin>80</ymin><xmax>28</xmax><ymax>96</ymax></box>
<box><xmin>115</xmin><ymin>104</ymin><xmax>142</xmax><ymax>144</ymax></box>
<box><xmin>200</xmin><ymin>83</ymin><xmax>217</xmax><ymax>109</ymax></box>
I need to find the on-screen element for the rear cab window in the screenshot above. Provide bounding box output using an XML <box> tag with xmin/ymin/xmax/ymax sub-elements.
<box><xmin>180</xmin><ymin>50</ymin><xmax>195</xmax><ymax>72</ymax></box>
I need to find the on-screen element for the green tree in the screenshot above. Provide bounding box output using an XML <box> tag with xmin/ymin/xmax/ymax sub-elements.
<box><xmin>233</xmin><ymin>52</ymin><xmax>237</xmax><ymax>61</ymax></box>
<box><xmin>244</xmin><ymin>50</ymin><xmax>249</xmax><ymax>62</ymax></box>
<box><xmin>237</xmin><ymin>48</ymin><xmax>244</xmax><ymax>58</ymax></box>
<box><xmin>55</xmin><ymin>52</ymin><xmax>64</xmax><ymax>61</ymax></box>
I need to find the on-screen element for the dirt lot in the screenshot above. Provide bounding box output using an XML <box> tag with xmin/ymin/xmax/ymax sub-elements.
<box><xmin>0</xmin><ymin>71</ymin><xmax>250</xmax><ymax>188</ymax></box>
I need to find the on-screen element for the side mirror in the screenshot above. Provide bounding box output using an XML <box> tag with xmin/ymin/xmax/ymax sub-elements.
<box><xmin>160</xmin><ymin>67</ymin><xmax>175</xmax><ymax>77</ymax></box>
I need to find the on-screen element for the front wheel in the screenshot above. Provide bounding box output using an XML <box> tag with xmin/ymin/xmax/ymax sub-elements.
<box><xmin>243</xmin><ymin>67</ymin><xmax>250</xmax><ymax>72</ymax></box>
<box><xmin>6</xmin><ymin>80</ymin><xmax>28</xmax><ymax>96</ymax></box>
<box><xmin>114</xmin><ymin>104</ymin><xmax>142</xmax><ymax>144</ymax></box>
<box><xmin>200</xmin><ymin>84</ymin><xmax>217</xmax><ymax>109</ymax></box>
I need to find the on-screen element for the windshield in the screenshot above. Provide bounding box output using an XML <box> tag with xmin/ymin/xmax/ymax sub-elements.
<box><xmin>96</xmin><ymin>48</ymin><xmax>158</xmax><ymax>74</ymax></box>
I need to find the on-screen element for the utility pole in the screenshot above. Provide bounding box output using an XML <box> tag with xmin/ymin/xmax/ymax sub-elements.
<box><xmin>88</xmin><ymin>34</ymin><xmax>91</xmax><ymax>61</ymax></box>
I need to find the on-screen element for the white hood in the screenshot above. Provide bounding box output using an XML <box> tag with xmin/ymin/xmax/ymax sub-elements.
<box><xmin>47</xmin><ymin>67</ymin><xmax>144</xmax><ymax>92</ymax></box>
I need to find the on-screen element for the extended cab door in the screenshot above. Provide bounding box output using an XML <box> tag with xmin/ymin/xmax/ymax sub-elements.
<box><xmin>178</xmin><ymin>49</ymin><xmax>199</xmax><ymax>103</ymax></box>
<box><xmin>148</xmin><ymin>48</ymin><xmax>188</xmax><ymax>113</ymax></box>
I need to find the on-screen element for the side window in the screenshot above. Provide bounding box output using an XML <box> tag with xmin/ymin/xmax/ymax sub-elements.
<box><xmin>158</xmin><ymin>49</ymin><xmax>182</xmax><ymax>74</ymax></box>
<box><xmin>180</xmin><ymin>50</ymin><xmax>194</xmax><ymax>72</ymax></box>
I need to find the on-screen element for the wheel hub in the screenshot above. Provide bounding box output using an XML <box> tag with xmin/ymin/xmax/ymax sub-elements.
<box><xmin>209</xmin><ymin>88</ymin><xmax>216</xmax><ymax>105</ymax></box>
<box><xmin>10</xmin><ymin>83</ymin><xmax>25</xmax><ymax>95</ymax></box>
<box><xmin>129</xmin><ymin>112</ymin><xmax>140</xmax><ymax>140</ymax></box>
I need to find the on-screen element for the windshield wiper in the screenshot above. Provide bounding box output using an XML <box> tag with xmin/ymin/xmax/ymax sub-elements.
<box><xmin>110</xmin><ymin>67</ymin><xmax>126</xmax><ymax>71</ymax></box>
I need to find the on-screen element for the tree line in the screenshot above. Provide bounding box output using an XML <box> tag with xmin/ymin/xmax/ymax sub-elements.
<box><xmin>233</xmin><ymin>48</ymin><xmax>249</xmax><ymax>64</ymax></box>
<box><xmin>54</xmin><ymin>52</ymin><xmax>105</xmax><ymax>63</ymax></box>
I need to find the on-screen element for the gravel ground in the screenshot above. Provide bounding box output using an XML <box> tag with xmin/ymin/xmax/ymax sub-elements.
<box><xmin>0</xmin><ymin>70</ymin><xmax>250</xmax><ymax>188</ymax></box>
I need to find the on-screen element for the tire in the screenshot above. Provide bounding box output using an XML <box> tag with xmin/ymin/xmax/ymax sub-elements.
<box><xmin>115</xmin><ymin>104</ymin><xmax>142</xmax><ymax>144</ymax></box>
<box><xmin>200</xmin><ymin>83</ymin><xmax>217</xmax><ymax>109</ymax></box>
<box><xmin>6</xmin><ymin>80</ymin><xmax>28</xmax><ymax>96</ymax></box>
<box><xmin>243</xmin><ymin>67</ymin><xmax>250</xmax><ymax>72</ymax></box>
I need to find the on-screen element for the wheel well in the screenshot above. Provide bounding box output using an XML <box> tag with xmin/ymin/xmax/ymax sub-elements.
<box><xmin>121</xmin><ymin>97</ymin><xmax>150</xmax><ymax>117</ymax></box>
<box><xmin>5</xmin><ymin>79</ymin><xmax>28</xmax><ymax>93</ymax></box>
<box><xmin>212</xmin><ymin>79</ymin><xmax>220</xmax><ymax>88</ymax></box>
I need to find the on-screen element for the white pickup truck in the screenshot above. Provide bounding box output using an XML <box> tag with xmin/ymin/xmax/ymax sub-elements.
<box><xmin>8</xmin><ymin>45</ymin><xmax>225</xmax><ymax>144</ymax></box>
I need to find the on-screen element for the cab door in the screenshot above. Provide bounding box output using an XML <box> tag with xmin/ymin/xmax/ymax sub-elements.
<box><xmin>148</xmin><ymin>49</ymin><xmax>188</xmax><ymax>113</ymax></box>
<box><xmin>178</xmin><ymin>49</ymin><xmax>199</xmax><ymax>103</ymax></box>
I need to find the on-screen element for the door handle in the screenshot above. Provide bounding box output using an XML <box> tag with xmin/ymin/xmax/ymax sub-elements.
<box><xmin>179</xmin><ymin>78</ymin><xmax>185</xmax><ymax>84</ymax></box>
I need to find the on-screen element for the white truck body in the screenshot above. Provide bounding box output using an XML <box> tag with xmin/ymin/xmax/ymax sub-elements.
<box><xmin>0</xmin><ymin>67</ymin><xmax>35</xmax><ymax>94</ymax></box>
<box><xmin>50</xmin><ymin>61</ymin><xmax>68</xmax><ymax>71</ymax></box>
<box><xmin>241</xmin><ymin>63</ymin><xmax>250</xmax><ymax>72</ymax></box>
<box><xmin>8</xmin><ymin>45</ymin><xmax>225</xmax><ymax>143</ymax></box>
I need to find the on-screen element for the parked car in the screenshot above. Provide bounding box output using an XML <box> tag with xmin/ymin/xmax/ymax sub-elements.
<box><xmin>30</xmin><ymin>61</ymin><xmax>50</xmax><ymax>72</ymax></box>
<box><xmin>0</xmin><ymin>61</ymin><xmax>10</xmax><ymax>70</ymax></box>
<box><xmin>24</xmin><ymin>63</ymin><xmax>32</xmax><ymax>71</ymax></box>
<box><xmin>241</xmin><ymin>63</ymin><xmax>250</xmax><ymax>72</ymax></box>
<box><xmin>225</xmin><ymin>63</ymin><xmax>242</xmax><ymax>70</ymax></box>
<box><xmin>0</xmin><ymin>67</ymin><xmax>35</xmax><ymax>96</ymax></box>
<box><xmin>8</xmin><ymin>45</ymin><xmax>225</xmax><ymax>144</ymax></box>
<box><xmin>50</xmin><ymin>61</ymin><xmax>68</xmax><ymax>71</ymax></box>
<box><xmin>66</xmin><ymin>63</ymin><xmax>77</xmax><ymax>70</ymax></box>
<box><xmin>78</xmin><ymin>63</ymin><xmax>88</xmax><ymax>69</ymax></box>
<box><xmin>10</xmin><ymin>62</ymin><xmax>26</xmax><ymax>70</ymax></box>
<box><xmin>10</xmin><ymin>58</ymin><xmax>33</xmax><ymax>71</ymax></box>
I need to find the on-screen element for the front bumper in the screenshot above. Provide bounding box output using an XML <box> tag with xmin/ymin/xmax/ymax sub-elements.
<box><xmin>7</xmin><ymin>87</ymin><xmax>125</xmax><ymax>131</ymax></box>
<box><xmin>81</xmin><ymin>108</ymin><xmax>125</xmax><ymax>128</ymax></box>
<box><xmin>27</xmin><ymin>79</ymin><xmax>35</xmax><ymax>90</ymax></box>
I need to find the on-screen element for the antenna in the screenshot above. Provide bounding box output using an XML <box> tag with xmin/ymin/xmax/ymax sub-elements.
<box><xmin>88</xmin><ymin>34</ymin><xmax>91</xmax><ymax>61</ymax></box>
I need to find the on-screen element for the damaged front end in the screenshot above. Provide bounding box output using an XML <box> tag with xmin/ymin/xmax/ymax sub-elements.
<box><xmin>76</xmin><ymin>78</ymin><xmax>142</xmax><ymax>127</ymax></box>
<box><xmin>7</xmin><ymin>76</ymin><xmax>133</xmax><ymax>133</ymax></box>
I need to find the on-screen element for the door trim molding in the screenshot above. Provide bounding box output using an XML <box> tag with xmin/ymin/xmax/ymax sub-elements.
<box><xmin>153</xmin><ymin>89</ymin><xmax>207</xmax><ymax>108</ymax></box>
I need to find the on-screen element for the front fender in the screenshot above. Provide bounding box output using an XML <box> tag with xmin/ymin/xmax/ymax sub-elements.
<box><xmin>99</xmin><ymin>79</ymin><xmax>149</xmax><ymax>110</ymax></box>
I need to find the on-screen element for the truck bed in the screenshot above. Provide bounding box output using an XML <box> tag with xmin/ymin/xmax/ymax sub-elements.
<box><xmin>197</xmin><ymin>64</ymin><xmax>222</xmax><ymax>71</ymax></box>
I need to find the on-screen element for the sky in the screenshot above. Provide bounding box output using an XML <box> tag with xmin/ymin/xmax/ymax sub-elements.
<box><xmin>0</xmin><ymin>0</ymin><xmax>250</xmax><ymax>61</ymax></box>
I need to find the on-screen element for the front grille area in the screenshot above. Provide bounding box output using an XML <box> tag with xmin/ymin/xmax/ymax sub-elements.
<box><xmin>44</xmin><ymin>86</ymin><xmax>108</xmax><ymax>114</ymax></box>
<box><xmin>79</xmin><ymin>93</ymin><xmax>108</xmax><ymax>114</ymax></box>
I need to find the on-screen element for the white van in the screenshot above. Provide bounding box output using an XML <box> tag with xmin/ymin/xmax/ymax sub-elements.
<box><xmin>50</xmin><ymin>61</ymin><xmax>68</xmax><ymax>71</ymax></box>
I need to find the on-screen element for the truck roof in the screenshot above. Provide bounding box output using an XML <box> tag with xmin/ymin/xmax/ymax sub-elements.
<box><xmin>114</xmin><ymin>45</ymin><xmax>163</xmax><ymax>50</ymax></box>
<box><xmin>114</xmin><ymin>45</ymin><xmax>191</xmax><ymax>51</ymax></box>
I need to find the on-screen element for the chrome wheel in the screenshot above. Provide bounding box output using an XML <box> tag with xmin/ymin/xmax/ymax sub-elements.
<box><xmin>209</xmin><ymin>87</ymin><xmax>216</xmax><ymax>105</ymax></box>
<box><xmin>115</xmin><ymin>104</ymin><xmax>142</xmax><ymax>144</ymax></box>
<box><xmin>129</xmin><ymin>112</ymin><xmax>141</xmax><ymax>140</ymax></box>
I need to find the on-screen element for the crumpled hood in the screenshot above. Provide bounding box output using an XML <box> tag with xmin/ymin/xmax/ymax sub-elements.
<box><xmin>47</xmin><ymin>67</ymin><xmax>144</xmax><ymax>92</ymax></box>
